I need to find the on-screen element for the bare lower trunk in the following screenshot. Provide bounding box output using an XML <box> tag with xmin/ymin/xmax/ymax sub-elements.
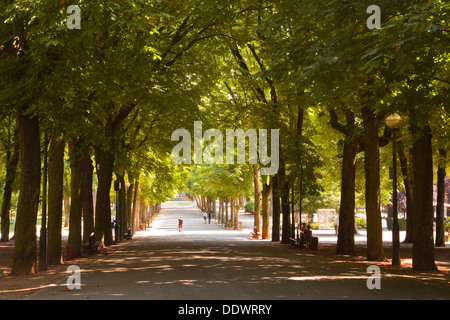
<box><xmin>336</xmin><ymin>140</ymin><xmax>357</xmax><ymax>255</ymax></box>
<box><xmin>82</xmin><ymin>153</ymin><xmax>94</xmax><ymax>244</ymax></box>
<box><xmin>11</xmin><ymin>112</ymin><xmax>41</xmax><ymax>276</ymax></box>
<box><xmin>0</xmin><ymin>126</ymin><xmax>19</xmax><ymax>242</ymax></box>
<box><xmin>435</xmin><ymin>148</ymin><xmax>446</xmax><ymax>247</ymax></box>
<box><xmin>398</xmin><ymin>148</ymin><xmax>413</xmax><ymax>243</ymax></box>
<box><xmin>94</xmin><ymin>147</ymin><xmax>115</xmax><ymax>245</ymax></box>
<box><xmin>67</xmin><ymin>138</ymin><xmax>83</xmax><ymax>260</ymax></box>
<box><xmin>252</xmin><ymin>165</ymin><xmax>261</xmax><ymax>234</ymax></box>
<box><xmin>47</xmin><ymin>136</ymin><xmax>65</xmax><ymax>265</ymax></box>
<box><xmin>271</xmin><ymin>173</ymin><xmax>281</xmax><ymax>242</ymax></box>
<box><xmin>262</xmin><ymin>177</ymin><xmax>272</xmax><ymax>240</ymax></box>
<box><xmin>411</xmin><ymin>124</ymin><xmax>437</xmax><ymax>271</ymax></box>
<box><xmin>362</xmin><ymin>105</ymin><xmax>385</xmax><ymax>261</ymax></box>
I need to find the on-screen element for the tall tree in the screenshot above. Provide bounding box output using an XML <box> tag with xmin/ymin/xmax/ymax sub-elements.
<box><xmin>0</xmin><ymin>117</ymin><xmax>19</xmax><ymax>242</ymax></box>
<box><xmin>47</xmin><ymin>135</ymin><xmax>65</xmax><ymax>265</ymax></box>
<box><xmin>11</xmin><ymin>111</ymin><xmax>41</xmax><ymax>275</ymax></box>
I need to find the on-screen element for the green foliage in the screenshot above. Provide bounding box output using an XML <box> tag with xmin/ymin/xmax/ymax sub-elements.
<box><xmin>1</xmin><ymin>0</ymin><xmax>448</xmax><ymax>231</ymax></box>
<box><xmin>186</xmin><ymin>164</ymin><xmax>253</xmax><ymax>200</ymax></box>
<box><xmin>356</xmin><ymin>217</ymin><xmax>367</xmax><ymax>230</ymax></box>
<box><xmin>244</xmin><ymin>201</ymin><xmax>255</xmax><ymax>213</ymax></box>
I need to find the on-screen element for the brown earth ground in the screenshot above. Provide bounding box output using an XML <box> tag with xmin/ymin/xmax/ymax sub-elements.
<box><xmin>0</xmin><ymin>235</ymin><xmax>144</xmax><ymax>300</ymax></box>
<box><xmin>1</xmin><ymin>235</ymin><xmax>449</xmax><ymax>300</ymax></box>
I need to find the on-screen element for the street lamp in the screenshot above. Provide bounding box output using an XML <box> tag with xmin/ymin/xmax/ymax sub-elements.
<box><xmin>386</xmin><ymin>113</ymin><xmax>402</xmax><ymax>266</ymax></box>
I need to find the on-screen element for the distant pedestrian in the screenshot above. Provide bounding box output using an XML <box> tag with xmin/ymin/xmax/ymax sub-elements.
<box><xmin>208</xmin><ymin>212</ymin><xmax>211</xmax><ymax>224</ymax></box>
<box><xmin>178</xmin><ymin>216</ymin><xmax>183</xmax><ymax>232</ymax></box>
<box><xmin>203</xmin><ymin>212</ymin><xmax>207</xmax><ymax>224</ymax></box>
<box><xmin>334</xmin><ymin>217</ymin><xmax>339</xmax><ymax>235</ymax></box>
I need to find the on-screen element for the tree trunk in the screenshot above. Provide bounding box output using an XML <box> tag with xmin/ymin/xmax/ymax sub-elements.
<box><xmin>336</xmin><ymin>140</ymin><xmax>358</xmax><ymax>255</ymax></box>
<box><xmin>127</xmin><ymin>181</ymin><xmax>134</xmax><ymax>233</ymax></box>
<box><xmin>272</xmin><ymin>173</ymin><xmax>281</xmax><ymax>242</ymax></box>
<box><xmin>63</xmin><ymin>173</ymin><xmax>70</xmax><ymax>227</ymax></box>
<box><xmin>280</xmin><ymin>163</ymin><xmax>291</xmax><ymax>244</ymax></box>
<box><xmin>47</xmin><ymin>136</ymin><xmax>65</xmax><ymax>265</ymax></box>
<box><xmin>218</xmin><ymin>199</ymin><xmax>223</xmax><ymax>223</ymax></box>
<box><xmin>94</xmin><ymin>147</ymin><xmax>115</xmax><ymax>245</ymax></box>
<box><xmin>230</xmin><ymin>197</ymin><xmax>236</xmax><ymax>223</ymax></box>
<box><xmin>261</xmin><ymin>177</ymin><xmax>272</xmax><ymax>240</ymax></box>
<box><xmin>435</xmin><ymin>148</ymin><xmax>446</xmax><ymax>247</ymax></box>
<box><xmin>252</xmin><ymin>165</ymin><xmax>261</xmax><ymax>235</ymax></box>
<box><xmin>361</xmin><ymin>105</ymin><xmax>385</xmax><ymax>261</ymax></box>
<box><xmin>82</xmin><ymin>152</ymin><xmax>94</xmax><ymax>245</ymax></box>
<box><xmin>132</xmin><ymin>180</ymin><xmax>139</xmax><ymax>233</ymax></box>
<box><xmin>139</xmin><ymin>198</ymin><xmax>146</xmax><ymax>230</ymax></box>
<box><xmin>67</xmin><ymin>138</ymin><xmax>83</xmax><ymax>260</ymax></box>
<box><xmin>224</xmin><ymin>199</ymin><xmax>229</xmax><ymax>222</ymax></box>
<box><xmin>1</xmin><ymin>125</ymin><xmax>19</xmax><ymax>242</ymax></box>
<box><xmin>411</xmin><ymin>124</ymin><xmax>437</xmax><ymax>271</ymax></box>
<box><xmin>329</xmin><ymin>107</ymin><xmax>361</xmax><ymax>255</ymax></box>
<box><xmin>398</xmin><ymin>147</ymin><xmax>413</xmax><ymax>243</ymax></box>
<box><xmin>118</xmin><ymin>173</ymin><xmax>127</xmax><ymax>240</ymax></box>
<box><xmin>11</xmin><ymin>112</ymin><xmax>41</xmax><ymax>276</ymax></box>
<box><xmin>234</xmin><ymin>198</ymin><xmax>239</xmax><ymax>229</ymax></box>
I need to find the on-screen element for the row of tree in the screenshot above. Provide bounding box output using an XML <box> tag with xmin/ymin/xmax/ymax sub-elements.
<box><xmin>0</xmin><ymin>0</ymin><xmax>221</xmax><ymax>275</ymax></box>
<box><xmin>181</xmin><ymin>0</ymin><xmax>449</xmax><ymax>272</ymax></box>
<box><xmin>0</xmin><ymin>0</ymin><xmax>448</xmax><ymax>275</ymax></box>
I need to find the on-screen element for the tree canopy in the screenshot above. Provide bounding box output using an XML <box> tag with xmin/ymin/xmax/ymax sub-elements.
<box><xmin>0</xmin><ymin>0</ymin><xmax>448</xmax><ymax>274</ymax></box>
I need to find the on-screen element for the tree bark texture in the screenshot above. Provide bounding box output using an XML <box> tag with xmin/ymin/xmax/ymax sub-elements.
<box><xmin>361</xmin><ymin>105</ymin><xmax>385</xmax><ymax>261</ymax></box>
<box><xmin>252</xmin><ymin>165</ymin><xmax>261</xmax><ymax>235</ymax></box>
<box><xmin>67</xmin><ymin>138</ymin><xmax>83</xmax><ymax>260</ymax></box>
<box><xmin>336</xmin><ymin>140</ymin><xmax>358</xmax><ymax>255</ymax></box>
<box><xmin>0</xmin><ymin>126</ymin><xmax>19</xmax><ymax>242</ymax></box>
<box><xmin>11</xmin><ymin>112</ymin><xmax>41</xmax><ymax>276</ymax></box>
<box><xmin>47</xmin><ymin>136</ymin><xmax>65</xmax><ymax>265</ymax></box>
<box><xmin>94</xmin><ymin>147</ymin><xmax>115</xmax><ymax>245</ymax></box>
<box><xmin>261</xmin><ymin>177</ymin><xmax>272</xmax><ymax>240</ymax></box>
<box><xmin>398</xmin><ymin>147</ymin><xmax>414</xmax><ymax>243</ymax></box>
<box><xmin>271</xmin><ymin>173</ymin><xmax>280</xmax><ymax>242</ymax></box>
<box><xmin>82</xmin><ymin>153</ymin><xmax>94</xmax><ymax>244</ymax></box>
<box><xmin>435</xmin><ymin>148</ymin><xmax>446</xmax><ymax>247</ymax></box>
<box><xmin>411</xmin><ymin>124</ymin><xmax>437</xmax><ymax>271</ymax></box>
<box><xmin>280</xmin><ymin>163</ymin><xmax>291</xmax><ymax>244</ymax></box>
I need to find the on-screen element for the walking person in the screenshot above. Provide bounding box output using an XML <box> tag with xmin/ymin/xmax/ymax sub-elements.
<box><xmin>178</xmin><ymin>216</ymin><xmax>183</xmax><ymax>233</ymax></box>
<box><xmin>203</xmin><ymin>212</ymin><xmax>207</xmax><ymax>224</ymax></box>
<box><xmin>334</xmin><ymin>216</ymin><xmax>339</xmax><ymax>235</ymax></box>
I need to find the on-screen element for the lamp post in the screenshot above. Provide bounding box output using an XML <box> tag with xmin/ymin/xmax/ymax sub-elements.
<box><xmin>386</xmin><ymin>113</ymin><xmax>402</xmax><ymax>266</ymax></box>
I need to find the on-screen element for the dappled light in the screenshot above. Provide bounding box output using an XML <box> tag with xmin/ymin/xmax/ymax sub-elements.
<box><xmin>0</xmin><ymin>0</ymin><xmax>449</xmax><ymax>302</ymax></box>
<box><xmin>16</xmin><ymin>204</ymin><xmax>449</xmax><ymax>300</ymax></box>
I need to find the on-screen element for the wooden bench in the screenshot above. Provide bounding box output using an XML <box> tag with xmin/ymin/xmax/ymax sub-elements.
<box><xmin>290</xmin><ymin>237</ymin><xmax>300</xmax><ymax>247</ymax></box>
<box><xmin>82</xmin><ymin>232</ymin><xmax>103</xmax><ymax>254</ymax></box>
<box><xmin>289</xmin><ymin>234</ymin><xmax>318</xmax><ymax>250</ymax></box>
<box><xmin>252</xmin><ymin>232</ymin><xmax>261</xmax><ymax>239</ymax></box>
<box><xmin>124</xmin><ymin>228</ymin><xmax>133</xmax><ymax>240</ymax></box>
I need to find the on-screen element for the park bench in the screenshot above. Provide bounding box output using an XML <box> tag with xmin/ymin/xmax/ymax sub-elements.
<box><xmin>289</xmin><ymin>232</ymin><xmax>318</xmax><ymax>250</ymax></box>
<box><xmin>290</xmin><ymin>237</ymin><xmax>301</xmax><ymax>247</ymax></box>
<box><xmin>82</xmin><ymin>232</ymin><xmax>103</xmax><ymax>255</ymax></box>
<box><xmin>124</xmin><ymin>228</ymin><xmax>133</xmax><ymax>240</ymax></box>
<box><xmin>251</xmin><ymin>227</ymin><xmax>261</xmax><ymax>239</ymax></box>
